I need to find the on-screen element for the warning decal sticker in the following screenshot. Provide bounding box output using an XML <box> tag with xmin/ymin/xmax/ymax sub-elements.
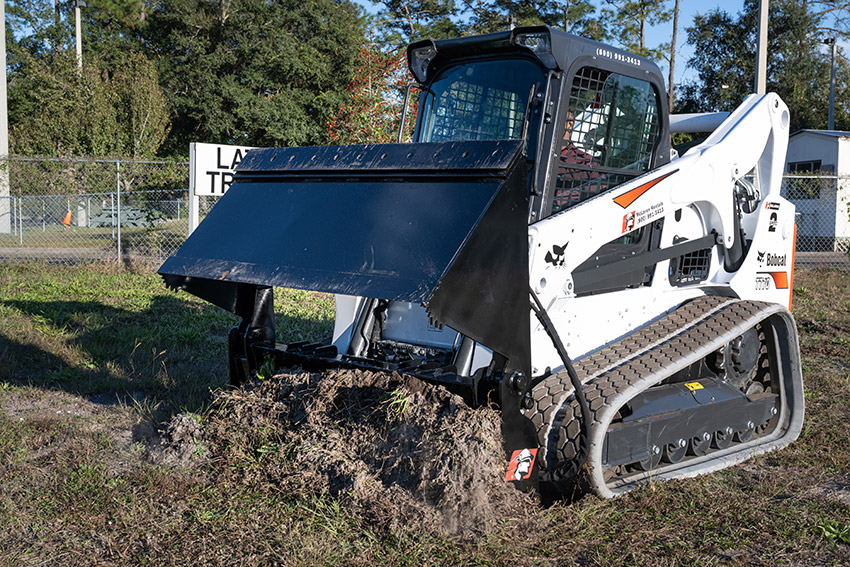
<box><xmin>504</xmin><ymin>448</ymin><xmax>538</xmax><ymax>482</ymax></box>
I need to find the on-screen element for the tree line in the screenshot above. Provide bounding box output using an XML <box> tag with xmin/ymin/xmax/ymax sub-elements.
<box><xmin>6</xmin><ymin>0</ymin><xmax>850</xmax><ymax>158</ymax></box>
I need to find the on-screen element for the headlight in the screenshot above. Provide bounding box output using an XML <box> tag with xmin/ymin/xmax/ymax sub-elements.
<box><xmin>513</xmin><ymin>32</ymin><xmax>551</xmax><ymax>57</ymax></box>
<box><xmin>409</xmin><ymin>44</ymin><xmax>437</xmax><ymax>82</ymax></box>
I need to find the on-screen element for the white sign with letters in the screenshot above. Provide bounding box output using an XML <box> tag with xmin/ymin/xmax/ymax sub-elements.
<box><xmin>190</xmin><ymin>142</ymin><xmax>257</xmax><ymax>196</ymax></box>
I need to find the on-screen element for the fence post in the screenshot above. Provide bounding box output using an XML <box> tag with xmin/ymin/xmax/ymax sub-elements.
<box><xmin>116</xmin><ymin>161</ymin><xmax>122</xmax><ymax>263</ymax></box>
<box><xmin>110</xmin><ymin>193</ymin><xmax>115</xmax><ymax>239</ymax></box>
<box><xmin>18</xmin><ymin>196</ymin><xmax>23</xmax><ymax>245</ymax></box>
<box><xmin>188</xmin><ymin>143</ymin><xmax>199</xmax><ymax>234</ymax></box>
<box><xmin>0</xmin><ymin>159</ymin><xmax>8</xmax><ymax>235</ymax></box>
<box><xmin>42</xmin><ymin>198</ymin><xmax>45</xmax><ymax>232</ymax></box>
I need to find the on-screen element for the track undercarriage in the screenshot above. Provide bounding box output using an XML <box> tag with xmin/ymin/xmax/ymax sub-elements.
<box><xmin>527</xmin><ymin>296</ymin><xmax>804</xmax><ymax>497</ymax></box>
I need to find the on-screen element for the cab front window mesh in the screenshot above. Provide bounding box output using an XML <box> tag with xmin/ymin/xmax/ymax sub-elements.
<box><xmin>419</xmin><ymin>60</ymin><xmax>544</xmax><ymax>143</ymax></box>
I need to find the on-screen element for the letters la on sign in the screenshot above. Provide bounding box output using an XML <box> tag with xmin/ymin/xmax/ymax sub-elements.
<box><xmin>190</xmin><ymin>142</ymin><xmax>257</xmax><ymax>196</ymax></box>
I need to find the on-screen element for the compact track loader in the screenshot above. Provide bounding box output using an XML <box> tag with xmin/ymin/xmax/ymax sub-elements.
<box><xmin>160</xmin><ymin>27</ymin><xmax>804</xmax><ymax>497</ymax></box>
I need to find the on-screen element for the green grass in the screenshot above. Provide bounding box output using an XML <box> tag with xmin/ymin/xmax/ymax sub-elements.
<box><xmin>0</xmin><ymin>263</ymin><xmax>847</xmax><ymax>566</ymax></box>
<box><xmin>0</xmin><ymin>261</ymin><xmax>334</xmax><ymax>414</ymax></box>
<box><xmin>0</xmin><ymin>218</ymin><xmax>191</xmax><ymax>251</ymax></box>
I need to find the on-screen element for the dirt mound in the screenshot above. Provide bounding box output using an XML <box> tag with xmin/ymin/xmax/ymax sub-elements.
<box><xmin>147</xmin><ymin>413</ymin><xmax>207</xmax><ymax>469</ymax></box>
<box><xmin>197</xmin><ymin>368</ymin><xmax>535</xmax><ymax>535</ymax></box>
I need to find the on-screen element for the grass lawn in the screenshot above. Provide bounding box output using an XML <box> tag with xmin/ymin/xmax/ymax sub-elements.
<box><xmin>0</xmin><ymin>262</ymin><xmax>847</xmax><ymax>566</ymax></box>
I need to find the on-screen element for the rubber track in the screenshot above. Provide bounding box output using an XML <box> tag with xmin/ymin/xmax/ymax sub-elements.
<box><xmin>526</xmin><ymin>295</ymin><xmax>804</xmax><ymax>498</ymax></box>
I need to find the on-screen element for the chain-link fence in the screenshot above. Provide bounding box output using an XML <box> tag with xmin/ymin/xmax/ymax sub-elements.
<box><xmin>2</xmin><ymin>158</ymin><xmax>850</xmax><ymax>269</ymax></box>
<box><xmin>781</xmin><ymin>173</ymin><xmax>850</xmax><ymax>268</ymax></box>
<box><xmin>0</xmin><ymin>157</ymin><xmax>218</xmax><ymax>264</ymax></box>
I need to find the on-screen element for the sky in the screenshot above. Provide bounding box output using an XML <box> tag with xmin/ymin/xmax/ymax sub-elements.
<box><xmin>646</xmin><ymin>0</ymin><xmax>743</xmax><ymax>84</ymax></box>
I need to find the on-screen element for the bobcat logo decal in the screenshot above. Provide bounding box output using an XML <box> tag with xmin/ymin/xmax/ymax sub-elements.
<box><xmin>545</xmin><ymin>242</ymin><xmax>568</xmax><ymax>267</ymax></box>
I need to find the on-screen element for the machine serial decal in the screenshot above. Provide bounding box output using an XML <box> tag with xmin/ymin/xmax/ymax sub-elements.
<box><xmin>544</xmin><ymin>242</ymin><xmax>568</xmax><ymax>267</ymax></box>
<box><xmin>504</xmin><ymin>448</ymin><xmax>538</xmax><ymax>481</ymax></box>
<box><xmin>756</xmin><ymin>272</ymin><xmax>789</xmax><ymax>289</ymax></box>
<box><xmin>613</xmin><ymin>170</ymin><xmax>677</xmax><ymax>208</ymax></box>
<box><xmin>765</xmin><ymin>201</ymin><xmax>780</xmax><ymax>210</ymax></box>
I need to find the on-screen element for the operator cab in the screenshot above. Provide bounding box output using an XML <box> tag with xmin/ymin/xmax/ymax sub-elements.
<box><xmin>408</xmin><ymin>26</ymin><xmax>672</xmax><ymax>225</ymax></box>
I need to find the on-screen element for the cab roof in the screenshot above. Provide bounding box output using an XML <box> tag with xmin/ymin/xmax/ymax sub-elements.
<box><xmin>408</xmin><ymin>26</ymin><xmax>666</xmax><ymax>93</ymax></box>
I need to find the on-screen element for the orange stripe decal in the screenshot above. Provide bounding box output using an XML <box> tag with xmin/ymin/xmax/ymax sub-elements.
<box><xmin>613</xmin><ymin>170</ymin><xmax>678</xmax><ymax>209</ymax></box>
<box><xmin>769</xmin><ymin>272</ymin><xmax>789</xmax><ymax>289</ymax></box>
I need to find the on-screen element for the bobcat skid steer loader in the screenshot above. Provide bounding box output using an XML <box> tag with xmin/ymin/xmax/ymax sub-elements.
<box><xmin>159</xmin><ymin>27</ymin><xmax>804</xmax><ymax>498</ymax></box>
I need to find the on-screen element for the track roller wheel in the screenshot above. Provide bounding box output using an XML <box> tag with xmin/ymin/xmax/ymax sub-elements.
<box><xmin>689</xmin><ymin>432</ymin><xmax>711</xmax><ymax>456</ymax></box>
<box><xmin>636</xmin><ymin>445</ymin><xmax>662</xmax><ymax>471</ymax></box>
<box><xmin>662</xmin><ymin>439</ymin><xmax>687</xmax><ymax>464</ymax></box>
<box><xmin>713</xmin><ymin>427</ymin><xmax>734</xmax><ymax>449</ymax></box>
<box><xmin>735</xmin><ymin>421</ymin><xmax>756</xmax><ymax>443</ymax></box>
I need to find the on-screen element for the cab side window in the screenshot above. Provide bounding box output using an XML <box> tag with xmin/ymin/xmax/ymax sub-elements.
<box><xmin>553</xmin><ymin>67</ymin><xmax>661</xmax><ymax>213</ymax></box>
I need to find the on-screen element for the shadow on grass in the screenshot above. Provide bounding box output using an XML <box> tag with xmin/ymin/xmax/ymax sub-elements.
<box><xmin>0</xmin><ymin>293</ymin><xmax>333</xmax><ymax>418</ymax></box>
<box><xmin>1</xmin><ymin>294</ymin><xmax>234</xmax><ymax>415</ymax></box>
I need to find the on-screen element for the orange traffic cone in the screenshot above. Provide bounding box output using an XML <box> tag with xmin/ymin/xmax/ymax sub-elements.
<box><xmin>62</xmin><ymin>209</ymin><xmax>72</xmax><ymax>230</ymax></box>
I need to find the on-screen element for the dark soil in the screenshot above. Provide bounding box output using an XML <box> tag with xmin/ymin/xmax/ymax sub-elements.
<box><xmin>194</xmin><ymin>368</ymin><xmax>535</xmax><ymax>535</ymax></box>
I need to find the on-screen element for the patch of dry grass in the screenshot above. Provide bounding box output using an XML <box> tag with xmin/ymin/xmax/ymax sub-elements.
<box><xmin>0</xmin><ymin>264</ymin><xmax>847</xmax><ymax>565</ymax></box>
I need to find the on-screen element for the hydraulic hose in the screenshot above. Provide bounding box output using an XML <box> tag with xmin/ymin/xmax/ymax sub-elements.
<box><xmin>529</xmin><ymin>288</ymin><xmax>590</xmax><ymax>479</ymax></box>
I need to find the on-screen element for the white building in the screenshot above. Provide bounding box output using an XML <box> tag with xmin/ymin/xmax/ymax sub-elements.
<box><xmin>784</xmin><ymin>130</ymin><xmax>850</xmax><ymax>252</ymax></box>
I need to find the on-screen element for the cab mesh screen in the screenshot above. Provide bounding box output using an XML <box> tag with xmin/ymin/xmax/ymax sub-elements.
<box><xmin>430</xmin><ymin>82</ymin><xmax>525</xmax><ymax>142</ymax></box>
<box><xmin>554</xmin><ymin>67</ymin><xmax>660</xmax><ymax>213</ymax></box>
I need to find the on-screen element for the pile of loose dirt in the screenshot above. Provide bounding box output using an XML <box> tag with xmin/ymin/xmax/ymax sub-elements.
<box><xmin>187</xmin><ymin>368</ymin><xmax>535</xmax><ymax>535</ymax></box>
<box><xmin>146</xmin><ymin>413</ymin><xmax>207</xmax><ymax>469</ymax></box>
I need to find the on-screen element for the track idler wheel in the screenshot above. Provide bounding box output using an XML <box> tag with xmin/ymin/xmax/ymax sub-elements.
<box><xmin>713</xmin><ymin>427</ymin><xmax>734</xmax><ymax>450</ymax></box>
<box><xmin>636</xmin><ymin>445</ymin><xmax>662</xmax><ymax>471</ymax></box>
<box><xmin>735</xmin><ymin>421</ymin><xmax>756</xmax><ymax>443</ymax></box>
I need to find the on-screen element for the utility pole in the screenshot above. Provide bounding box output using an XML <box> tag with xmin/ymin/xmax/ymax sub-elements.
<box><xmin>75</xmin><ymin>1</ymin><xmax>86</xmax><ymax>71</ymax></box>
<box><xmin>755</xmin><ymin>0</ymin><xmax>769</xmax><ymax>94</ymax></box>
<box><xmin>0</xmin><ymin>0</ymin><xmax>10</xmax><ymax>234</ymax></box>
<box><xmin>825</xmin><ymin>37</ymin><xmax>837</xmax><ymax>130</ymax></box>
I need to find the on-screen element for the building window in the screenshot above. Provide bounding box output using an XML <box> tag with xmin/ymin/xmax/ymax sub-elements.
<box><xmin>788</xmin><ymin>160</ymin><xmax>822</xmax><ymax>174</ymax></box>
<box><xmin>785</xmin><ymin>160</ymin><xmax>831</xmax><ymax>199</ymax></box>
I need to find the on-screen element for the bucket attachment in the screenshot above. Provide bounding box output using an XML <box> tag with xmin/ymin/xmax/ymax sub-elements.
<box><xmin>161</xmin><ymin>139</ymin><xmax>529</xmax><ymax>370</ymax></box>
<box><xmin>160</xmin><ymin>139</ymin><xmax>540</xmax><ymax>487</ymax></box>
